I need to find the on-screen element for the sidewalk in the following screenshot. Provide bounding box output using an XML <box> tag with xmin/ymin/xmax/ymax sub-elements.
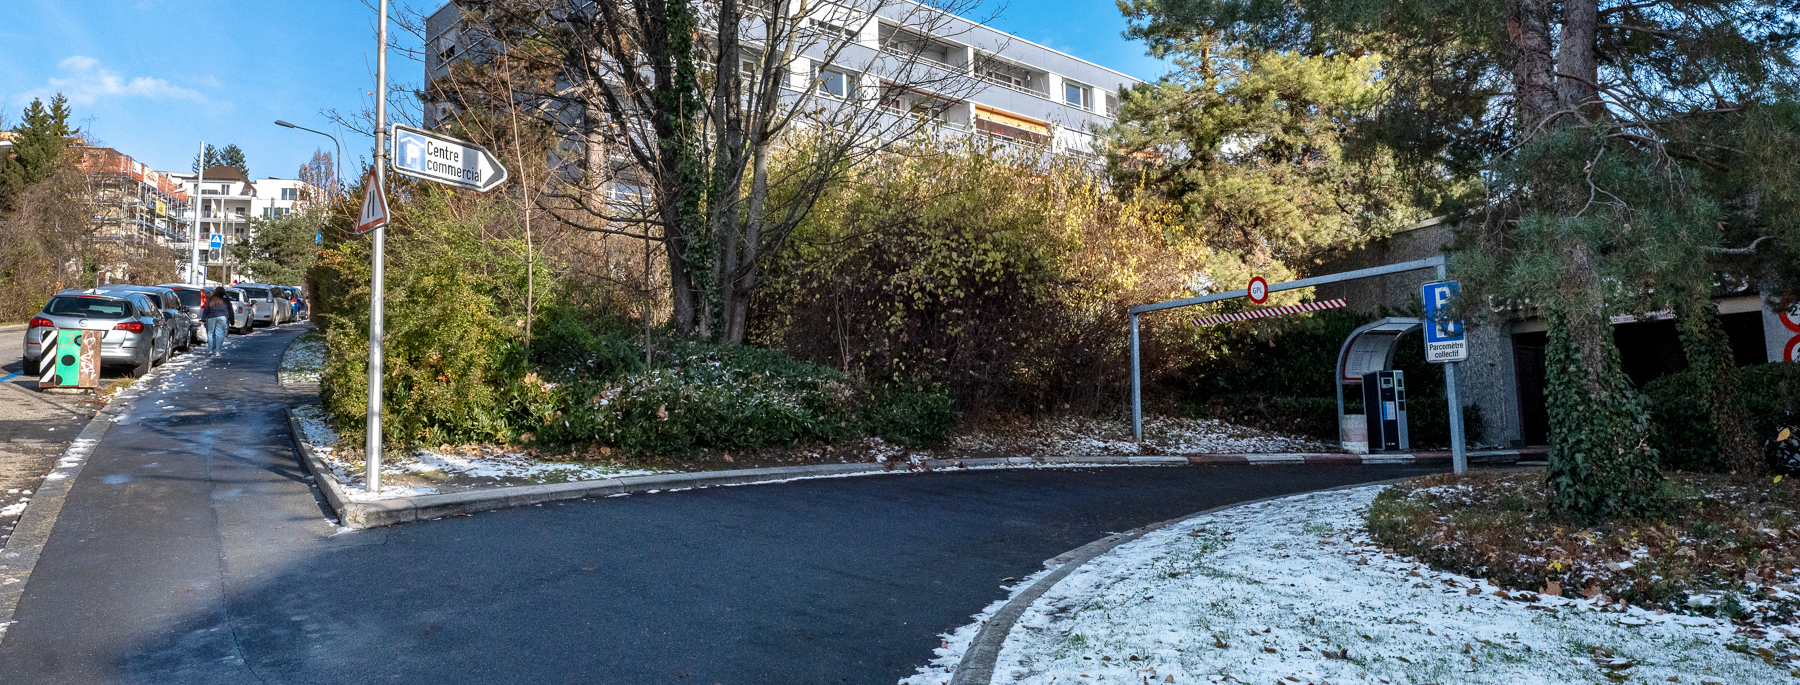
<box><xmin>0</xmin><ymin>325</ymin><xmax>333</xmax><ymax>682</ymax></box>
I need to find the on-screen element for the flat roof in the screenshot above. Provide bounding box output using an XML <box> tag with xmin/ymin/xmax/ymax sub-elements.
<box><xmin>428</xmin><ymin>0</ymin><xmax>1147</xmax><ymax>84</ymax></box>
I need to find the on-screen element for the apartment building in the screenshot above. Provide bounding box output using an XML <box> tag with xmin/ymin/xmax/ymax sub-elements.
<box><xmin>75</xmin><ymin>146</ymin><xmax>192</xmax><ymax>282</ymax></box>
<box><xmin>159</xmin><ymin>167</ymin><xmax>320</xmax><ymax>283</ymax></box>
<box><xmin>422</xmin><ymin>1</ymin><xmax>1142</xmax><ymax>155</ymax></box>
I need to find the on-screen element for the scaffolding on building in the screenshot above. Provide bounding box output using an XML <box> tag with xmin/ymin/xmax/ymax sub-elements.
<box><xmin>77</xmin><ymin>146</ymin><xmax>192</xmax><ymax>281</ymax></box>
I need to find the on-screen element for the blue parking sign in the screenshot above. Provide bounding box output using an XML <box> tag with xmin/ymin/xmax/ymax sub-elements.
<box><xmin>1422</xmin><ymin>280</ymin><xmax>1467</xmax><ymax>362</ymax></box>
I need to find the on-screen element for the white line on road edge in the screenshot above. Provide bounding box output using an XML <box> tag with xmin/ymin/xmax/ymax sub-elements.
<box><xmin>943</xmin><ymin>474</ymin><xmax>1443</xmax><ymax>685</ymax></box>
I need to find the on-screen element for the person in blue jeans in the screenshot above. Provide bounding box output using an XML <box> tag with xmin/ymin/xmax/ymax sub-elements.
<box><xmin>202</xmin><ymin>286</ymin><xmax>231</xmax><ymax>355</ymax></box>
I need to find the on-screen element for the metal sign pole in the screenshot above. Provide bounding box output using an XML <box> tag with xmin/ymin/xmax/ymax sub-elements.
<box><xmin>1130</xmin><ymin>313</ymin><xmax>1142</xmax><ymax>442</ymax></box>
<box><xmin>365</xmin><ymin>0</ymin><xmax>389</xmax><ymax>495</ymax></box>
<box><xmin>1435</xmin><ymin>263</ymin><xmax>1468</xmax><ymax>474</ymax></box>
<box><xmin>192</xmin><ymin>142</ymin><xmax>205</xmax><ymax>285</ymax></box>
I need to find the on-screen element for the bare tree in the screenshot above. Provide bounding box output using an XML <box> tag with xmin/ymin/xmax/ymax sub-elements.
<box><xmin>432</xmin><ymin>0</ymin><xmax>990</xmax><ymax>342</ymax></box>
<box><xmin>297</xmin><ymin>150</ymin><xmax>342</xmax><ymax>207</ymax></box>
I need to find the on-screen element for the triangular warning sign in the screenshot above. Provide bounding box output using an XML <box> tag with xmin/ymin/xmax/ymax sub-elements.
<box><xmin>355</xmin><ymin>168</ymin><xmax>390</xmax><ymax>235</ymax></box>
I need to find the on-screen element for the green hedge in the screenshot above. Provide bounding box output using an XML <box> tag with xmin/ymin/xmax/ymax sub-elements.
<box><xmin>1645</xmin><ymin>363</ymin><xmax>1800</xmax><ymax>472</ymax></box>
<box><xmin>314</xmin><ymin>188</ymin><xmax>957</xmax><ymax>459</ymax></box>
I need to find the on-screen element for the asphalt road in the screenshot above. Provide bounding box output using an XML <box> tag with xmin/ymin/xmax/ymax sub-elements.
<box><xmin>0</xmin><ymin>325</ymin><xmax>1443</xmax><ymax>684</ymax></box>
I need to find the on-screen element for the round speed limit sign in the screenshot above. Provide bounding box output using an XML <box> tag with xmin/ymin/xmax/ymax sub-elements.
<box><xmin>1247</xmin><ymin>276</ymin><xmax>1269</xmax><ymax>304</ymax></box>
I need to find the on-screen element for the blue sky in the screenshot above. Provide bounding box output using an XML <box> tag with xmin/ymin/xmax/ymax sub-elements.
<box><xmin>0</xmin><ymin>0</ymin><xmax>1165</xmax><ymax>180</ymax></box>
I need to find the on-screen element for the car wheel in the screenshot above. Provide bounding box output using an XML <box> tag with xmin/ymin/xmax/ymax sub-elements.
<box><xmin>24</xmin><ymin>356</ymin><xmax>39</xmax><ymax>377</ymax></box>
<box><xmin>127</xmin><ymin>349</ymin><xmax>152</xmax><ymax>378</ymax></box>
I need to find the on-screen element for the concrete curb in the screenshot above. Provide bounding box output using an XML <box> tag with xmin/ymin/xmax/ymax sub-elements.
<box><xmin>0</xmin><ymin>323</ymin><xmax>26</xmax><ymax>333</ymax></box>
<box><xmin>283</xmin><ymin>407</ymin><xmax>1258</xmax><ymax>528</ymax></box>
<box><xmin>946</xmin><ymin>473</ymin><xmax>1443</xmax><ymax>685</ymax></box>
<box><xmin>283</xmin><ymin>401</ymin><xmax>1532</xmax><ymax>529</ymax></box>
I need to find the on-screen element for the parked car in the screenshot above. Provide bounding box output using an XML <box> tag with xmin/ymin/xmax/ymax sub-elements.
<box><xmin>235</xmin><ymin>283</ymin><xmax>285</xmax><ymax>327</ymax></box>
<box><xmin>270</xmin><ymin>286</ymin><xmax>295</xmax><ymax>324</ymax></box>
<box><xmin>219</xmin><ymin>287</ymin><xmax>255</xmax><ymax>333</ymax></box>
<box><xmin>278</xmin><ymin>285</ymin><xmax>307</xmax><ymax>321</ymax></box>
<box><xmin>98</xmin><ymin>285</ymin><xmax>194</xmax><ymax>355</ymax></box>
<box><xmin>289</xmin><ymin>286</ymin><xmax>309</xmax><ymax>320</ymax></box>
<box><xmin>23</xmin><ymin>289</ymin><xmax>170</xmax><ymax>378</ymax></box>
<box><xmin>159</xmin><ymin>283</ymin><xmax>251</xmax><ymax>338</ymax></box>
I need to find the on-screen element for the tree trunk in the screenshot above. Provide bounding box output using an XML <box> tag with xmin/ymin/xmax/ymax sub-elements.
<box><xmin>1510</xmin><ymin>0</ymin><xmax>1661</xmax><ymax>518</ymax></box>
<box><xmin>1554</xmin><ymin>0</ymin><xmax>1600</xmax><ymax>119</ymax></box>
<box><xmin>1509</xmin><ymin>0</ymin><xmax>1558</xmax><ymax>134</ymax></box>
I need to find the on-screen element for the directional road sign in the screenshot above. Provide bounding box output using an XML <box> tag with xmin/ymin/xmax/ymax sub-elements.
<box><xmin>355</xmin><ymin>167</ymin><xmax>389</xmax><ymax>235</ymax></box>
<box><xmin>1422</xmin><ymin>280</ymin><xmax>1467</xmax><ymax>363</ymax></box>
<box><xmin>389</xmin><ymin>124</ymin><xmax>508</xmax><ymax>192</ymax></box>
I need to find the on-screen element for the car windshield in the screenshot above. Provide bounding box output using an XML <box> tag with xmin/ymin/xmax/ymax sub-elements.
<box><xmin>43</xmin><ymin>295</ymin><xmax>133</xmax><ymax>319</ymax></box>
<box><xmin>240</xmin><ymin>287</ymin><xmax>271</xmax><ymax>299</ymax></box>
<box><xmin>169</xmin><ymin>289</ymin><xmax>203</xmax><ymax>307</ymax></box>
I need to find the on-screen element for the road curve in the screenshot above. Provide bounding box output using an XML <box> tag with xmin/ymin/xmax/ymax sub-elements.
<box><xmin>0</xmin><ymin>325</ymin><xmax>1440</xmax><ymax>684</ymax></box>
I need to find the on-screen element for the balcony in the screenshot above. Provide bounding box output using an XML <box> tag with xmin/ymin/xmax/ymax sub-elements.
<box><xmin>974</xmin><ymin>58</ymin><xmax>1047</xmax><ymax>99</ymax></box>
<box><xmin>973</xmin><ymin>117</ymin><xmax>1049</xmax><ymax>146</ymax></box>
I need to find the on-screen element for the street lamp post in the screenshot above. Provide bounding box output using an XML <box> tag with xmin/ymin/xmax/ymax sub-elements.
<box><xmin>274</xmin><ymin>120</ymin><xmax>344</xmax><ymax>195</ymax></box>
<box><xmin>192</xmin><ymin>142</ymin><xmax>206</xmax><ymax>285</ymax></box>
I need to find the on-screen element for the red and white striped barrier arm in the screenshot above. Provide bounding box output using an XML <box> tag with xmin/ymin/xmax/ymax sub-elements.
<box><xmin>1192</xmin><ymin>299</ymin><xmax>1347</xmax><ymax>327</ymax></box>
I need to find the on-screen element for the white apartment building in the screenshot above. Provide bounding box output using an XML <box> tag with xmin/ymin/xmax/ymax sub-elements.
<box><xmin>160</xmin><ymin>166</ymin><xmax>320</xmax><ymax>284</ymax></box>
<box><xmin>423</xmin><ymin>1</ymin><xmax>1143</xmax><ymax>155</ymax></box>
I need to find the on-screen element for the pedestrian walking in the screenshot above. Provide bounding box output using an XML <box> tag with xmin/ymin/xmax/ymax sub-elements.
<box><xmin>202</xmin><ymin>286</ymin><xmax>231</xmax><ymax>356</ymax></box>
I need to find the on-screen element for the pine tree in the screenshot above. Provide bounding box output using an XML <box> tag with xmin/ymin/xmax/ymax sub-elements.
<box><xmin>1105</xmin><ymin>37</ymin><xmax>1450</xmax><ymax>273</ymax></box>
<box><xmin>1122</xmin><ymin>0</ymin><xmax>1800</xmax><ymax>519</ymax></box>
<box><xmin>219</xmin><ymin>144</ymin><xmax>248</xmax><ymax>177</ymax></box>
<box><xmin>191</xmin><ymin>143</ymin><xmax>248</xmax><ymax>176</ymax></box>
<box><xmin>0</xmin><ymin>94</ymin><xmax>77</xmax><ymax>209</ymax></box>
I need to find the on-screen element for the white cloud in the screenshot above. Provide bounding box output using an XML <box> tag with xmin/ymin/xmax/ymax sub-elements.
<box><xmin>21</xmin><ymin>56</ymin><xmax>206</xmax><ymax>106</ymax></box>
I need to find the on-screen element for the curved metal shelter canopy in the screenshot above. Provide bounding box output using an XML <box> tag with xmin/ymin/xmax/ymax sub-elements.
<box><xmin>1335</xmin><ymin>318</ymin><xmax>1422</xmax><ymax>454</ymax></box>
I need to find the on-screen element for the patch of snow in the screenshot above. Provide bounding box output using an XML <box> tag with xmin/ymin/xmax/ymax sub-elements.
<box><xmin>907</xmin><ymin>486</ymin><xmax>1795</xmax><ymax>685</ymax></box>
<box><xmin>952</xmin><ymin>415</ymin><xmax>1334</xmax><ymax>456</ymax></box>
<box><xmin>290</xmin><ymin>404</ymin><xmax>670</xmax><ymax>500</ymax></box>
<box><xmin>278</xmin><ymin>332</ymin><xmax>324</xmax><ymax>384</ymax></box>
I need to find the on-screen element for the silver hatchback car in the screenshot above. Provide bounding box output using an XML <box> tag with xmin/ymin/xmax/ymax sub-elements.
<box><xmin>24</xmin><ymin>289</ymin><xmax>170</xmax><ymax>378</ymax></box>
<box><xmin>235</xmin><ymin>283</ymin><xmax>284</xmax><ymax>328</ymax></box>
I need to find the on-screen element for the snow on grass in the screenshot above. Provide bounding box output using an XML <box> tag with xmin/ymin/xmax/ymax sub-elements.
<box><xmin>952</xmin><ymin>415</ymin><xmax>1334</xmax><ymax>457</ymax></box>
<box><xmin>905</xmin><ymin>485</ymin><xmax>1795</xmax><ymax>685</ymax></box>
<box><xmin>278</xmin><ymin>330</ymin><xmax>324</xmax><ymax>384</ymax></box>
<box><xmin>291</xmin><ymin>404</ymin><xmax>671</xmax><ymax>501</ymax></box>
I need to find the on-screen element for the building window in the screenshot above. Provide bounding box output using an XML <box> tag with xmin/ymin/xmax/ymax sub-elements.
<box><xmin>605</xmin><ymin>183</ymin><xmax>649</xmax><ymax>205</ymax></box>
<box><xmin>1105</xmin><ymin>92</ymin><xmax>1120</xmax><ymax>117</ymax></box>
<box><xmin>817</xmin><ymin>67</ymin><xmax>853</xmax><ymax>98</ymax></box>
<box><xmin>281</xmin><ymin>188</ymin><xmax>298</xmax><ymax>201</ymax></box>
<box><xmin>1065</xmin><ymin>82</ymin><xmax>1088</xmax><ymax>109</ymax></box>
<box><xmin>220</xmin><ymin>184</ymin><xmax>231</xmax><ymax>194</ymax></box>
<box><xmin>809</xmin><ymin>19</ymin><xmax>857</xmax><ymax>42</ymax></box>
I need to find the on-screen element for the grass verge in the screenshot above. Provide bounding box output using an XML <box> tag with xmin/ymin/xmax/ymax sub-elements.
<box><xmin>1366</xmin><ymin>470</ymin><xmax>1800</xmax><ymax>628</ymax></box>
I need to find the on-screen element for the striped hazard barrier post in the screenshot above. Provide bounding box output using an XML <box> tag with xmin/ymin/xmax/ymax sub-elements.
<box><xmin>1191</xmin><ymin>299</ymin><xmax>1347</xmax><ymax>327</ymax></box>
<box><xmin>38</xmin><ymin>328</ymin><xmax>101</xmax><ymax>389</ymax></box>
<box><xmin>35</xmin><ymin>327</ymin><xmax>57</xmax><ymax>386</ymax></box>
